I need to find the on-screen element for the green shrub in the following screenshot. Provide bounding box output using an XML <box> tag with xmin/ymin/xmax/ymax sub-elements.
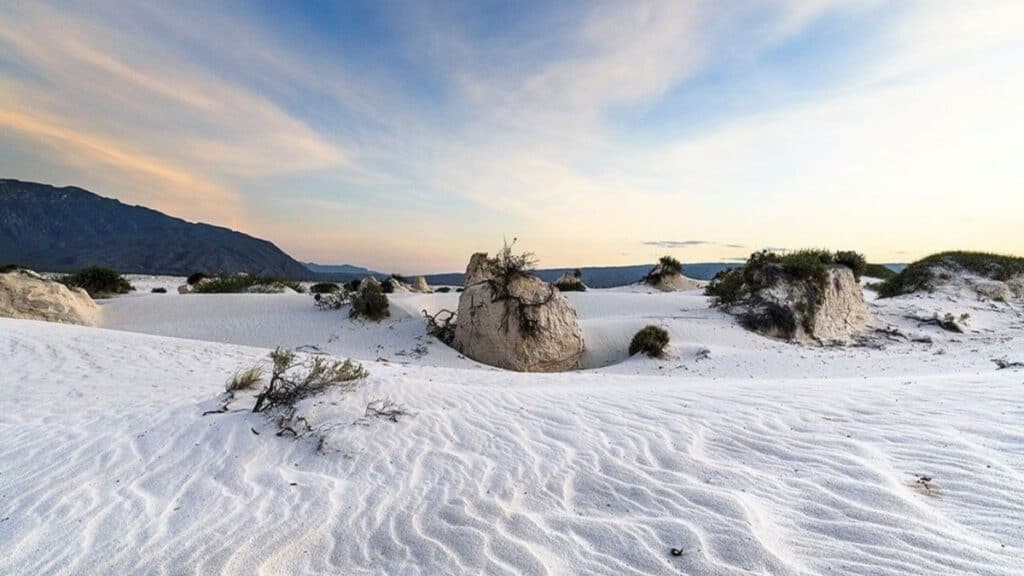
<box><xmin>834</xmin><ymin>251</ymin><xmax>867</xmax><ymax>280</ymax></box>
<box><xmin>863</xmin><ymin>263</ymin><xmax>896</xmax><ymax>280</ymax></box>
<box><xmin>658</xmin><ymin>256</ymin><xmax>683</xmax><ymax>275</ymax></box>
<box><xmin>705</xmin><ymin>268</ymin><xmax>746</xmax><ymax>305</ymax></box>
<box><xmin>59</xmin><ymin>267</ymin><xmax>133</xmax><ymax>297</ymax></box>
<box><xmin>350</xmin><ymin>282</ymin><xmax>390</xmax><ymax>321</ymax></box>
<box><xmin>151</xmin><ymin>287</ymin><xmax>167</xmax><ymax>293</ymax></box>
<box><xmin>555</xmin><ymin>270</ymin><xmax>586</xmax><ymax>292</ymax></box>
<box><xmin>186</xmin><ymin>272</ymin><xmax>208</xmax><ymax>285</ymax></box>
<box><xmin>741</xmin><ymin>304</ymin><xmax>797</xmax><ymax>339</ymax></box>
<box><xmin>310</xmin><ymin>282</ymin><xmax>340</xmax><ymax>294</ymax></box>
<box><xmin>192</xmin><ymin>274</ymin><xmax>303</xmax><ymax>294</ymax></box>
<box><xmin>1</xmin><ymin>264</ymin><xmax>24</xmax><ymax>273</ymax></box>
<box><xmin>380</xmin><ymin>278</ymin><xmax>396</xmax><ymax>294</ymax></box>
<box><xmin>435</xmin><ymin>286</ymin><xmax>452</xmax><ymax>293</ymax></box>
<box><xmin>877</xmin><ymin>251</ymin><xmax>1024</xmax><ymax>298</ymax></box>
<box><xmin>629</xmin><ymin>325</ymin><xmax>670</xmax><ymax>358</ymax></box>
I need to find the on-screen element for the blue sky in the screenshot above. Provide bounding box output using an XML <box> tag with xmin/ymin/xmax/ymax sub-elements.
<box><xmin>1</xmin><ymin>1</ymin><xmax>1022</xmax><ymax>272</ymax></box>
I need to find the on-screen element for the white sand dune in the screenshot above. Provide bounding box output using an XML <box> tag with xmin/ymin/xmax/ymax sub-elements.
<box><xmin>2</xmin><ymin>285</ymin><xmax>1023</xmax><ymax>574</ymax></box>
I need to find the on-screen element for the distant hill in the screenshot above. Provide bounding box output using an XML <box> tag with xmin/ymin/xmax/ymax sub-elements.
<box><xmin>0</xmin><ymin>179</ymin><xmax>312</xmax><ymax>278</ymax></box>
<box><xmin>303</xmin><ymin>262</ymin><xmax>380</xmax><ymax>276</ymax></box>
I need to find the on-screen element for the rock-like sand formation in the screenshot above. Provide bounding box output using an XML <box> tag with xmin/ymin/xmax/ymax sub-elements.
<box><xmin>644</xmin><ymin>259</ymin><xmax>701</xmax><ymax>291</ymax></box>
<box><xmin>0</xmin><ymin>269</ymin><xmax>100</xmax><ymax>325</ymax></box>
<box><xmin>453</xmin><ymin>254</ymin><xmax>585</xmax><ymax>372</ymax></box>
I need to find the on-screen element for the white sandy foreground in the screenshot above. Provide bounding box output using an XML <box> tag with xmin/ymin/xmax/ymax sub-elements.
<box><xmin>1</xmin><ymin>283</ymin><xmax>1023</xmax><ymax>575</ymax></box>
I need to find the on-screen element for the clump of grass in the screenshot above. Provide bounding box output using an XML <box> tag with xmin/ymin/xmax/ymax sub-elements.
<box><xmin>629</xmin><ymin>325</ymin><xmax>670</xmax><ymax>358</ymax></box>
<box><xmin>151</xmin><ymin>287</ymin><xmax>167</xmax><ymax>293</ymax></box>
<box><xmin>192</xmin><ymin>274</ymin><xmax>304</xmax><ymax>294</ymax></box>
<box><xmin>1</xmin><ymin>264</ymin><xmax>24</xmax><ymax>273</ymax></box>
<box><xmin>59</xmin><ymin>266</ymin><xmax>133</xmax><ymax>297</ymax></box>
<box><xmin>350</xmin><ymin>282</ymin><xmax>390</xmax><ymax>321</ymax></box>
<box><xmin>485</xmin><ymin>238</ymin><xmax>538</xmax><ymax>285</ymax></box>
<box><xmin>645</xmin><ymin>256</ymin><xmax>684</xmax><ymax>285</ymax></box>
<box><xmin>876</xmin><ymin>251</ymin><xmax>1024</xmax><ymax>298</ymax></box>
<box><xmin>226</xmin><ymin>364</ymin><xmax>265</xmax><ymax>392</ymax></box>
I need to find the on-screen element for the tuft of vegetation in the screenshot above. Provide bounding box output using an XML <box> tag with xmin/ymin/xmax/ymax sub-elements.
<box><xmin>423</xmin><ymin>308</ymin><xmax>457</xmax><ymax>345</ymax></box>
<box><xmin>485</xmin><ymin>238</ymin><xmax>538</xmax><ymax>285</ymax></box>
<box><xmin>863</xmin><ymin>263</ymin><xmax>896</xmax><ymax>280</ymax></box>
<box><xmin>876</xmin><ymin>251</ymin><xmax>1024</xmax><ymax>298</ymax></box>
<box><xmin>741</xmin><ymin>303</ymin><xmax>798</xmax><ymax>339</ymax></box>
<box><xmin>310</xmin><ymin>282</ymin><xmax>340</xmax><ymax>294</ymax></box>
<box><xmin>645</xmin><ymin>256</ymin><xmax>684</xmax><ymax>285</ymax></box>
<box><xmin>350</xmin><ymin>282</ymin><xmax>390</xmax><ymax>321</ymax></box>
<box><xmin>151</xmin><ymin>287</ymin><xmax>167</xmax><ymax>293</ymax></box>
<box><xmin>1</xmin><ymin>264</ymin><xmax>24</xmax><ymax>273</ymax></box>
<box><xmin>313</xmin><ymin>289</ymin><xmax>352</xmax><ymax>311</ymax></box>
<box><xmin>629</xmin><ymin>325</ymin><xmax>670</xmax><ymax>358</ymax></box>
<box><xmin>435</xmin><ymin>286</ymin><xmax>452</xmax><ymax>293</ymax></box>
<box><xmin>834</xmin><ymin>251</ymin><xmax>867</xmax><ymax>280</ymax></box>
<box><xmin>253</xmin><ymin>348</ymin><xmax>367</xmax><ymax>414</ymax></box>
<box><xmin>380</xmin><ymin>278</ymin><xmax>396</xmax><ymax>294</ymax></box>
<box><xmin>705</xmin><ymin>268</ymin><xmax>746</xmax><ymax>305</ymax></box>
<box><xmin>226</xmin><ymin>364</ymin><xmax>265</xmax><ymax>392</ymax></box>
<box><xmin>187</xmin><ymin>272</ymin><xmax>208</xmax><ymax>286</ymax></box>
<box><xmin>59</xmin><ymin>266</ymin><xmax>133</xmax><ymax>297</ymax></box>
<box><xmin>480</xmin><ymin>239</ymin><xmax>554</xmax><ymax>337</ymax></box>
<box><xmin>192</xmin><ymin>274</ymin><xmax>304</xmax><ymax>294</ymax></box>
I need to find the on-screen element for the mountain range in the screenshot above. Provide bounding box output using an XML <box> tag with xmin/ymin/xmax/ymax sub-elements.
<box><xmin>0</xmin><ymin>179</ymin><xmax>311</xmax><ymax>277</ymax></box>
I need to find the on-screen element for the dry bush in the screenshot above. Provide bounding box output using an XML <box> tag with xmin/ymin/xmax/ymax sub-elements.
<box><xmin>253</xmin><ymin>348</ymin><xmax>368</xmax><ymax>413</ymax></box>
<box><xmin>629</xmin><ymin>325</ymin><xmax>670</xmax><ymax>358</ymax></box>
<box><xmin>226</xmin><ymin>364</ymin><xmax>265</xmax><ymax>392</ymax></box>
<box><xmin>423</xmin><ymin>308</ymin><xmax>457</xmax><ymax>345</ymax></box>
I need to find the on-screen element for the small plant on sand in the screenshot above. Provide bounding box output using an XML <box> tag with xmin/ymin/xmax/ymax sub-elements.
<box><xmin>350</xmin><ymin>282</ymin><xmax>390</xmax><ymax>320</ymax></box>
<box><xmin>1</xmin><ymin>264</ymin><xmax>24</xmax><ymax>273</ymax></box>
<box><xmin>192</xmin><ymin>274</ymin><xmax>304</xmax><ymax>294</ymax></box>
<box><xmin>310</xmin><ymin>282</ymin><xmax>340</xmax><ymax>294</ymax></box>
<box><xmin>645</xmin><ymin>256</ymin><xmax>684</xmax><ymax>285</ymax></box>
<box><xmin>226</xmin><ymin>364</ymin><xmax>265</xmax><ymax>392</ymax></box>
<box><xmin>151</xmin><ymin>287</ymin><xmax>167</xmax><ymax>293</ymax></box>
<box><xmin>629</xmin><ymin>325</ymin><xmax>670</xmax><ymax>358</ymax></box>
<box><xmin>422</xmin><ymin>308</ymin><xmax>457</xmax><ymax>345</ymax></box>
<box><xmin>314</xmin><ymin>289</ymin><xmax>352</xmax><ymax>311</ymax></box>
<box><xmin>187</xmin><ymin>272</ymin><xmax>208</xmax><ymax>285</ymax></box>
<box><xmin>59</xmin><ymin>266</ymin><xmax>133</xmax><ymax>297</ymax></box>
<box><xmin>253</xmin><ymin>348</ymin><xmax>367</xmax><ymax>414</ymax></box>
<box><xmin>876</xmin><ymin>251</ymin><xmax>1024</xmax><ymax>298</ymax></box>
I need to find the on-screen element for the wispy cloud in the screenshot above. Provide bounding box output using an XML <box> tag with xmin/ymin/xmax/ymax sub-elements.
<box><xmin>644</xmin><ymin>240</ymin><xmax>745</xmax><ymax>249</ymax></box>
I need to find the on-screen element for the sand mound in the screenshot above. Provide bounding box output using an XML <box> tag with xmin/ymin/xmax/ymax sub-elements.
<box><xmin>644</xmin><ymin>261</ymin><xmax>701</xmax><ymax>291</ymax></box>
<box><xmin>0</xmin><ymin>269</ymin><xmax>100</xmax><ymax>325</ymax></box>
<box><xmin>454</xmin><ymin>273</ymin><xmax>585</xmax><ymax>372</ymax></box>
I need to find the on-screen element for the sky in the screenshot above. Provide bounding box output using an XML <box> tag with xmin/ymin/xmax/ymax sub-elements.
<box><xmin>1</xmin><ymin>1</ymin><xmax>1022</xmax><ymax>273</ymax></box>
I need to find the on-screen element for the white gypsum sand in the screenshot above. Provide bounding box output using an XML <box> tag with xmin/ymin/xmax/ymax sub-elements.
<box><xmin>1</xmin><ymin>282</ymin><xmax>1022</xmax><ymax>574</ymax></box>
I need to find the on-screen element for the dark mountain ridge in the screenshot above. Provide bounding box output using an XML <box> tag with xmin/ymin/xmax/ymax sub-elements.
<box><xmin>0</xmin><ymin>179</ymin><xmax>311</xmax><ymax>277</ymax></box>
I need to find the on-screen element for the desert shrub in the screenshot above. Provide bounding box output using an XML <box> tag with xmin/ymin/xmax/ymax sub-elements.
<box><xmin>345</xmin><ymin>279</ymin><xmax>361</xmax><ymax>291</ymax></box>
<box><xmin>658</xmin><ymin>256</ymin><xmax>683</xmax><ymax>275</ymax></box>
<box><xmin>310</xmin><ymin>282</ymin><xmax>340</xmax><ymax>294</ymax></box>
<box><xmin>380</xmin><ymin>278</ymin><xmax>396</xmax><ymax>294</ymax></box>
<box><xmin>834</xmin><ymin>251</ymin><xmax>867</xmax><ymax>280</ymax></box>
<box><xmin>1</xmin><ymin>264</ymin><xmax>23</xmax><ymax>273</ymax></box>
<box><xmin>314</xmin><ymin>290</ymin><xmax>351</xmax><ymax>310</ymax></box>
<box><xmin>876</xmin><ymin>251</ymin><xmax>1024</xmax><ymax>298</ymax></box>
<box><xmin>187</xmin><ymin>272</ymin><xmax>208</xmax><ymax>285</ymax></box>
<box><xmin>59</xmin><ymin>266</ymin><xmax>133</xmax><ymax>297</ymax></box>
<box><xmin>485</xmin><ymin>238</ymin><xmax>538</xmax><ymax>284</ymax></box>
<box><xmin>253</xmin><ymin>348</ymin><xmax>367</xmax><ymax>413</ymax></box>
<box><xmin>151</xmin><ymin>287</ymin><xmax>167</xmax><ymax>293</ymax></box>
<box><xmin>863</xmin><ymin>263</ymin><xmax>896</xmax><ymax>280</ymax></box>
<box><xmin>456</xmin><ymin>287</ymin><xmax>464</xmax><ymax>293</ymax></box>
<box><xmin>741</xmin><ymin>303</ymin><xmax>798</xmax><ymax>339</ymax></box>
<box><xmin>629</xmin><ymin>325</ymin><xmax>670</xmax><ymax>358</ymax></box>
<box><xmin>192</xmin><ymin>274</ymin><xmax>303</xmax><ymax>294</ymax></box>
<box><xmin>350</xmin><ymin>282</ymin><xmax>390</xmax><ymax>320</ymax></box>
<box><xmin>423</xmin><ymin>308</ymin><xmax>457</xmax><ymax>345</ymax></box>
<box><xmin>705</xmin><ymin>268</ymin><xmax>746</xmax><ymax>305</ymax></box>
<box><xmin>435</xmin><ymin>286</ymin><xmax>451</xmax><ymax>293</ymax></box>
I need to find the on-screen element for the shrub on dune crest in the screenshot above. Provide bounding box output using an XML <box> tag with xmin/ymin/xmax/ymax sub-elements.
<box><xmin>192</xmin><ymin>274</ymin><xmax>304</xmax><ymax>294</ymax></box>
<box><xmin>629</xmin><ymin>325</ymin><xmax>670</xmax><ymax>358</ymax></box>
<box><xmin>310</xmin><ymin>282</ymin><xmax>340</xmax><ymax>294</ymax></box>
<box><xmin>350</xmin><ymin>282</ymin><xmax>390</xmax><ymax>321</ymax></box>
<box><xmin>876</xmin><ymin>251</ymin><xmax>1024</xmax><ymax>298</ymax></box>
<box><xmin>863</xmin><ymin>263</ymin><xmax>896</xmax><ymax>280</ymax></box>
<box><xmin>59</xmin><ymin>266</ymin><xmax>133</xmax><ymax>297</ymax></box>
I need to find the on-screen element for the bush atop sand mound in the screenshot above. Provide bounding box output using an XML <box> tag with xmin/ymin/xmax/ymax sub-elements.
<box><xmin>644</xmin><ymin>256</ymin><xmax>700</xmax><ymax>291</ymax></box>
<box><xmin>706</xmin><ymin>249</ymin><xmax>869</xmax><ymax>343</ymax></box>
<box><xmin>453</xmin><ymin>242</ymin><xmax>585</xmax><ymax>372</ymax></box>
<box><xmin>1</xmin><ymin>268</ymin><xmax>100</xmax><ymax>325</ymax></box>
<box><xmin>192</xmin><ymin>274</ymin><xmax>304</xmax><ymax>294</ymax></box>
<box><xmin>875</xmin><ymin>251</ymin><xmax>1024</xmax><ymax>299</ymax></box>
<box><xmin>350</xmin><ymin>281</ymin><xmax>389</xmax><ymax>321</ymax></box>
<box><xmin>186</xmin><ymin>272</ymin><xmax>208</xmax><ymax>285</ymax></box>
<box><xmin>554</xmin><ymin>269</ymin><xmax>586</xmax><ymax>292</ymax></box>
<box><xmin>629</xmin><ymin>325</ymin><xmax>669</xmax><ymax>358</ymax></box>
<box><xmin>59</xmin><ymin>266</ymin><xmax>133</xmax><ymax>297</ymax></box>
